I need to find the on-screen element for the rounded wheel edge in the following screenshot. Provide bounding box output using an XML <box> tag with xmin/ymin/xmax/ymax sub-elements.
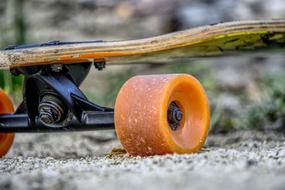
<box><xmin>0</xmin><ymin>89</ymin><xmax>15</xmax><ymax>157</ymax></box>
<box><xmin>114</xmin><ymin>74</ymin><xmax>210</xmax><ymax>156</ymax></box>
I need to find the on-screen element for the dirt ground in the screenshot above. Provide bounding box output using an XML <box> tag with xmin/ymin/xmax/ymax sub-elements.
<box><xmin>0</xmin><ymin>1</ymin><xmax>285</xmax><ymax>189</ymax></box>
<box><xmin>0</xmin><ymin>130</ymin><xmax>285</xmax><ymax>190</ymax></box>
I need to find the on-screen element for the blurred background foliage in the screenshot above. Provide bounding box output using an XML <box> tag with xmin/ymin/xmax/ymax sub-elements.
<box><xmin>1</xmin><ymin>0</ymin><xmax>285</xmax><ymax>133</ymax></box>
<box><xmin>0</xmin><ymin>0</ymin><xmax>25</xmax><ymax>102</ymax></box>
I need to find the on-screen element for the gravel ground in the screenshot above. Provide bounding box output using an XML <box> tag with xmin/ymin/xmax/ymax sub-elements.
<box><xmin>1</xmin><ymin>1</ymin><xmax>285</xmax><ymax>189</ymax></box>
<box><xmin>1</xmin><ymin>131</ymin><xmax>285</xmax><ymax>190</ymax></box>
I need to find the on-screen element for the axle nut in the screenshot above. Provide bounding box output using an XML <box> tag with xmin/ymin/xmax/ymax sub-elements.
<box><xmin>38</xmin><ymin>94</ymin><xmax>66</xmax><ymax>125</ymax></box>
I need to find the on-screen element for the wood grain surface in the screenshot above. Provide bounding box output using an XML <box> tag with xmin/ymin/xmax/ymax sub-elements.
<box><xmin>0</xmin><ymin>20</ymin><xmax>285</xmax><ymax>68</ymax></box>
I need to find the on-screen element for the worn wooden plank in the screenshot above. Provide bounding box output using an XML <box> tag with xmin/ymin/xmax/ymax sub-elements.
<box><xmin>0</xmin><ymin>20</ymin><xmax>285</xmax><ymax>68</ymax></box>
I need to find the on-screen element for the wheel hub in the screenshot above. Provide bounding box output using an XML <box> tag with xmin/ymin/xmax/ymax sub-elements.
<box><xmin>167</xmin><ymin>102</ymin><xmax>183</xmax><ymax>131</ymax></box>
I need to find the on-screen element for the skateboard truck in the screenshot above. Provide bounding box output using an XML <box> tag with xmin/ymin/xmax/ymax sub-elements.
<box><xmin>0</xmin><ymin>33</ymin><xmax>215</xmax><ymax>155</ymax></box>
<box><xmin>0</xmin><ymin>63</ymin><xmax>114</xmax><ymax>132</ymax></box>
<box><xmin>0</xmin><ymin>61</ymin><xmax>210</xmax><ymax>156</ymax></box>
<box><xmin>0</xmin><ymin>61</ymin><xmax>190</xmax><ymax>134</ymax></box>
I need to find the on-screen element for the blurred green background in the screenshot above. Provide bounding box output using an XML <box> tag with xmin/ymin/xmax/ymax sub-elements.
<box><xmin>0</xmin><ymin>0</ymin><xmax>25</xmax><ymax>102</ymax></box>
<box><xmin>1</xmin><ymin>0</ymin><xmax>285</xmax><ymax>133</ymax></box>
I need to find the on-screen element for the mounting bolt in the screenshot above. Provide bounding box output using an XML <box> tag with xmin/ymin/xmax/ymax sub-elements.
<box><xmin>38</xmin><ymin>94</ymin><xmax>66</xmax><ymax>125</ymax></box>
<box><xmin>51</xmin><ymin>64</ymin><xmax>63</xmax><ymax>72</ymax></box>
<box><xmin>94</xmin><ymin>59</ymin><xmax>106</xmax><ymax>70</ymax></box>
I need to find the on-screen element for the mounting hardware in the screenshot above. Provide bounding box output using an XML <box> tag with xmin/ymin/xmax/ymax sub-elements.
<box><xmin>38</xmin><ymin>94</ymin><xmax>66</xmax><ymax>125</ymax></box>
<box><xmin>50</xmin><ymin>64</ymin><xmax>63</xmax><ymax>72</ymax></box>
<box><xmin>94</xmin><ymin>59</ymin><xmax>106</xmax><ymax>70</ymax></box>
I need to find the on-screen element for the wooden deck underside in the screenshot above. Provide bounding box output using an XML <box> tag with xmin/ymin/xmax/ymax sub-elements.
<box><xmin>0</xmin><ymin>20</ymin><xmax>285</xmax><ymax>68</ymax></box>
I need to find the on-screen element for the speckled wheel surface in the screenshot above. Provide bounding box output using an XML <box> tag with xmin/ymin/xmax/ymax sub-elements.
<box><xmin>115</xmin><ymin>74</ymin><xmax>210</xmax><ymax>156</ymax></box>
<box><xmin>0</xmin><ymin>89</ymin><xmax>15</xmax><ymax>157</ymax></box>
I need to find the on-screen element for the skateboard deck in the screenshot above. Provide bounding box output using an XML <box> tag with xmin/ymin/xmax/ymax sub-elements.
<box><xmin>1</xmin><ymin>20</ymin><xmax>285</xmax><ymax>157</ymax></box>
<box><xmin>0</xmin><ymin>20</ymin><xmax>285</xmax><ymax>68</ymax></box>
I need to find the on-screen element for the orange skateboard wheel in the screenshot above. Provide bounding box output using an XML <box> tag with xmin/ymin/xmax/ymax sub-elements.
<box><xmin>0</xmin><ymin>89</ymin><xmax>15</xmax><ymax>157</ymax></box>
<box><xmin>115</xmin><ymin>74</ymin><xmax>210</xmax><ymax>156</ymax></box>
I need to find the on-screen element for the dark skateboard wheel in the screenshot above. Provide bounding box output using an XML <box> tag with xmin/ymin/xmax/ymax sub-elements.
<box><xmin>0</xmin><ymin>89</ymin><xmax>14</xmax><ymax>157</ymax></box>
<box><xmin>115</xmin><ymin>74</ymin><xmax>210</xmax><ymax>156</ymax></box>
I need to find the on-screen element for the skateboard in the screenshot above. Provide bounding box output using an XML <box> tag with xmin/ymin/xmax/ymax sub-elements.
<box><xmin>0</xmin><ymin>20</ymin><xmax>284</xmax><ymax>156</ymax></box>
